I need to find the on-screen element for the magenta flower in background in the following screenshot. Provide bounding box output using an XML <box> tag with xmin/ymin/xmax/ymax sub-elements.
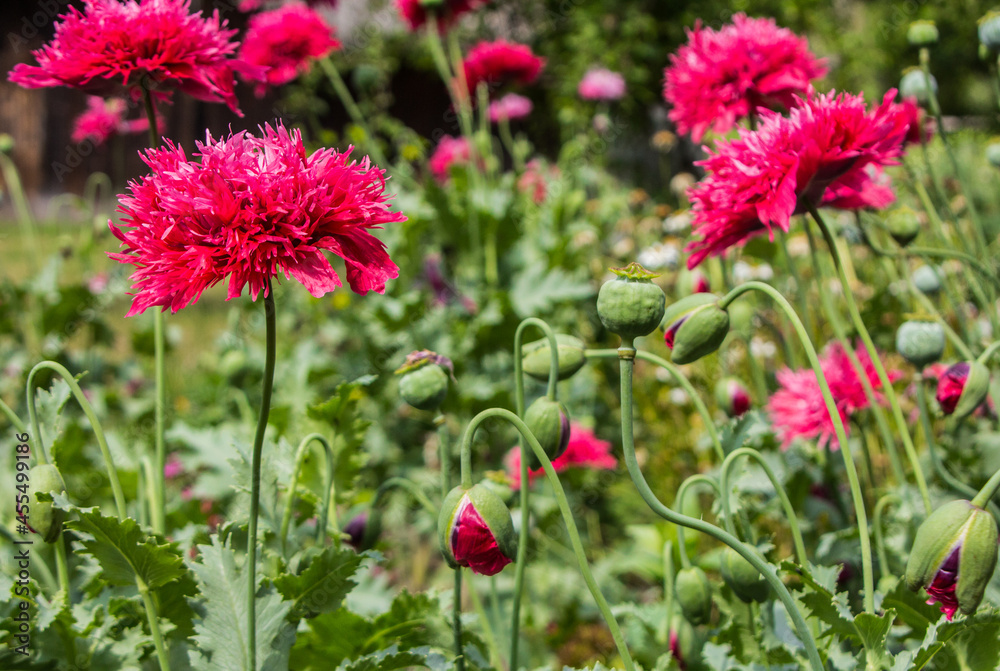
<box><xmin>768</xmin><ymin>342</ymin><xmax>899</xmax><ymax>450</ymax></box>
<box><xmin>504</xmin><ymin>423</ymin><xmax>617</xmax><ymax>489</ymax></box>
<box><xmin>163</xmin><ymin>453</ymin><xmax>184</xmax><ymax>479</ymax></box>
<box><xmin>936</xmin><ymin>363</ymin><xmax>970</xmax><ymax>415</ymax></box>
<box><xmin>685</xmin><ymin>90</ymin><xmax>909</xmax><ymax>268</ymax></box>
<box><xmin>395</xmin><ymin>0</ymin><xmax>480</xmax><ymax>31</ymax></box>
<box><xmin>428</xmin><ymin>135</ymin><xmax>471</xmax><ymax>183</ymax></box>
<box><xmin>239</xmin><ymin>3</ymin><xmax>340</xmax><ymax>98</ymax></box>
<box><xmin>461</xmin><ymin>40</ymin><xmax>545</xmax><ymax>97</ymax></box>
<box><xmin>578</xmin><ymin>67</ymin><xmax>626</xmax><ymax>101</ymax></box>
<box><xmin>663</xmin><ymin>13</ymin><xmax>826</xmax><ymax>142</ymax></box>
<box><xmin>8</xmin><ymin>0</ymin><xmax>260</xmax><ymax>116</ymax></box>
<box><xmin>71</xmin><ymin>96</ymin><xmax>154</xmax><ymax>146</ymax></box>
<box><xmin>109</xmin><ymin>122</ymin><xmax>404</xmax><ymax>316</ymax></box>
<box><xmin>517</xmin><ymin>159</ymin><xmax>559</xmax><ymax>205</ymax></box>
<box><xmin>488</xmin><ymin>93</ymin><xmax>533</xmax><ymax>122</ymax></box>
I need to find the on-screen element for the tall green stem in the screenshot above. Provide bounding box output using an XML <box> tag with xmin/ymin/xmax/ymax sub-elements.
<box><xmin>720</xmin><ymin>447</ymin><xmax>808</xmax><ymax>566</ymax></box>
<box><xmin>615</xmin><ymin>342</ymin><xmax>824</xmax><ymax>670</ymax></box>
<box><xmin>459</xmin><ymin>408</ymin><xmax>637</xmax><ymax>671</ymax></box>
<box><xmin>318</xmin><ymin>57</ymin><xmax>393</xmax><ymax>174</ymax></box>
<box><xmin>808</xmin><ymin>206</ymin><xmax>932</xmax><ymax>516</ymax></box>
<box><xmin>873</xmin><ymin>494</ymin><xmax>900</xmax><ymax>581</ymax></box>
<box><xmin>0</xmin><ymin>153</ymin><xmax>39</xmax><ymax>275</ymax></box>
<box><xmin>437</xmin><ymin>415</ymin><xmax>451</xmax><ymax>498</ymax></box>
<box><xmin>142</xmin><ymin>86</ymin><xmax>168</xmax><ymax>536</ymax></box>
<box><xmin>673</xmin><ymin>475</ymin><xmax>720</xmax><ymax>569</ymax></box>
<box><xmin>662</xmin><ymin>541</ymin><xmax>675</xmax><ymax>646</ymax></box>
<box><xmin>585</xmin><ymin>349</ymin><xmax>725</xmax><ymax>462</ymax></box>
<box><xmin>510</xmin><ymin>318</ymin><xmax>559</xmax><ymax>671</ymax></box>
<box><xmin>718</xmin><ymin>280</ymin><xmax>875</xmax><ymax>613</ymax></box>
<box><xmin>247</xmin><ymin>286</ymin><xmax>277</xmax><ymax>671</ymax></box>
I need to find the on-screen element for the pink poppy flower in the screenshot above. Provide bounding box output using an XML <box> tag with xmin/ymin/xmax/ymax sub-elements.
<box><xmin>578</xmin><ymin>67</ymin><xmax>626</xmax><ymax>101</ymax></box>
<box><xmin>505</xmin><ymin>423</ymin><xmax>617</xmax><ymax>489</ymax></box>
<box><xmin>71</xmin><ymin>96</ymin><xmax>151</xmax><ymax>146</ymax></box>
<box><xmin>460</xmin><ymin>40</ymin><xmax>544</xmax><ymax>97</ymax></box>
<box><xmin>517</xmin><ymin>159</ymin><xmax>559</xmax><ymax>205</ymax></box>
<box><xmin>768</xmin><ymin>342</ymin><xmax>899</xmax><ymax>450</ymax></box>
<box><xmin>428</xmin><ymin>135</ymin><xmax>471</xmax><ymax>183</ymax></box>
<box><xmin>8</xmin><ymin>0</ymin><xmax>260</xmax><ymax>116</ymax></box>
<box><xmin>663</xmin><ymin>13</ymin><xmax>826</xmax><ymax>142</ymax></box>
<box><xmin>239</xmin><ymin>4</ymin><xmax>340</xmax><ymax>98</ymax></box>
<box><xmin>163</xmin><ymin>453</ymin><xmax>184</xmax><ymax>479</ymax></box>
<box><xmin>109</xmin><ymin>122</ymin><xmax>404</xmax><ymax>316</ymax></box>
<box><xmin>936</xmin><ymin>362</ymin><xmax>971</xmax><ymax>415</ymax></box>
<box><xmin>685</xmin><ymin>90</ymin><xmax>910</xmax><ymax>269</ymax></box>
<box><xmin>395</xmin><ymin>0</ymin><xmax>480</xmax><ymax>32</ymax></box>
<box><xmin>488</xmin><ymin>93</ymin><xmax>533</xmax><ymax>122</ymax></box>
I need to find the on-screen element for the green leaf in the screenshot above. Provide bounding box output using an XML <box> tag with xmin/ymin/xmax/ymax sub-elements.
<box><xmin>336</xmin><ymin>645</ymin><xmax>448</xmax><ymax>671</ymax></box>
<box><xmin>509</xmin><ymin>265</ymin><xmax>594</xmax><ymax>318</ymax></box>
<box><xmin>273</xmin><ymin>546</ymin><xmax>366</xmax><ymax>618</ymax></box>
<box><xmin>189</xmin><ymin>536</ymin><xmax>295</xmax><ymax>671</ymax></box>
<box><xmin>854</xmin><ymin>609</ymin><xmax>894</xmax><ymax>670</ymax></box>
<box><xmin>65</xmin><ymin>507</ymin><xmax>185</xmax><ymax>590</ymax></box>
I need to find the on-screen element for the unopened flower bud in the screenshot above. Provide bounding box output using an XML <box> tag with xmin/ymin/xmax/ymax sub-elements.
<box><xmin>720</xmin><ymin>547</ymin><xmax>769</xmax><ymax>603</ymax></box>
<box><xmin>596</xmin><ymin>262</ymin><xmax>666</xmax><ymax>341</ymax></box>
<box><xmin>936</xmin><ymin>361</ymin><xmax>990</xmax><ymax>419</ymax></box>
<box><xmin>30</xmin><ymin>464</ymin><xmax>67</xmax><ymax>543</ymax></box>
<box><xmin>906</xmin><ymin>499</ymin><xmax>998</xmax><ymax>619</ymax></box>
<box><xmin>912</xmin><ymin>264</ymin><xmax>942</xmax><ymax>295</ymax></box>
<box><xmin>662</xmin><ymin>294</ymin><xmax>730</xmax><ymax>365</ymax></box>
<box><xmin>438</xmin><ymin>484</ymin><xmax>517</xmax><ymax>576</ymax></box>
<box><xmin>896</xmin><ymin>320</ymin><xmax>945</xmax><ymax>368</ymax></box>
<box><xmin>980</xmin><ymin>12</ymin><xmax>1000</xmax><ymax>52</ymax></box>
<box><xmin>344</xmin><ymin>510</ymin><xmax>381</xmax><ymax>552</ymax></box>
<box><xmin>899</xmin><ymin>68</ymin><xmax>937</xmax><ymax>105</ymax></box>
<box><xmin>907</xmin><ymin>20</ymin><xmax>939</xmax><ymax>47</ymax></box>
<box><xmin>715</xmin><ymin>378</ymin><xmax>751</xmax><ymax>417</ymax></box>
<box><xmin>886</xmin><ymin>207</ymin><xmax>920</xmax><ymax>247</ymax></box>
<box><xmin>522</xmin><ymin>397</ymin><xmax>571</xmax><ymax>469</ymax></box>
<box><xmin>396</xmin><ymin>350</ymin><xmax>453</xmax><ymax>411</ymax></box>
<box><xmin>522</xmin><ymin>334</ymin><xmax>586</xmax><ymax>382</ymax></box>
<box><xmin>674</xmin><ymin>566</ymin><xmax>713</xmax><ymax>625</ymax></box>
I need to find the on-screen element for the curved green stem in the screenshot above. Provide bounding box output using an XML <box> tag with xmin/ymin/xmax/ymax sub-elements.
<box><xmin>873</xmin><ymin>494</ymin><xmax>900</xmax><ymax>580</ymax></box>
<box><xmin>584</xmin><ymin>349</ymin><xmax>725</xmax><ymax>463</ymax></box>
<box><xmin>280</xmin><ymin>433</ymin><xmax>332</xmax><ymax>555</ymax></box>
<box><xmin>978</xmin><ymin>341</ymin><xmax>1000</xmax><ymax>365</ymax></box>
<box><xmin>510</xmin><ymin>317</ymin><xmax>559</xmax><ymax>671</ymax></box>
<box><xmin>26</xmin><ymin>361</ymin><xmax>126</xmax><ymax>519</ymax></box>
<box><xmin>0</xmin><ymin>396</ymin><xmax>26</xmax><ymax>432</ymax></box>
<box><xmin>373</xmin><ymin>477</ymin><xmax>438</xmax><ymax>517</ymax></box>
<box><xmin>616</xmin><ymin>343</ymin><xmax>824</xmax><ymax>670</ymax></box>
<box><xmin>804</xmin><ymin>223</ymin><xmax>908</xmax><ymax>489</ymax></box>
<box><xmin>720</xmin><ymin>447</ymin><xmax>808</xmax><ymax>567</ymax></box>
<box><xmin>436</xmin><ymin>415</ymin><xmax>451</xmax><ymax>498</ymax></box>
<box><xmin>672</xmin><ymin>474</ymin><xmax>720</xmax><ymax>569</ymax></box>
<box><xmin>718</xmin><ymin>280</ymin><xmax>875</xmax><ymax>613</ymax></box>
<box><xmin>808</xmin><ymin>206</ymin><xmax>932</xmax><ymax>517</ymax></box>
<box><xmin>459</xmin><ymin>408</ymin><xmax>637</xmax><ymax>671</ymax></box>
<box><xmin>972</xmin><ymin>466</ymin><xmax>1000</xmax><ymax>509</ymax></box>
<box><xmin>247</xmin><ymin>285</ymin><xmax>277</xmax><ymax>671</ymax></box>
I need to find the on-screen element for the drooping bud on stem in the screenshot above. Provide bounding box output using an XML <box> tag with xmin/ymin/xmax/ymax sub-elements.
<box><xmin>662</xmin><ymin>294</ymin><xmax>730</xmax><ymax>364</ymax></box>
<box><xmin>438</xmin><ymin>483</ymin><xmax>517</xmax><ymax>576</ymax></box>
<box><xmin>397</xmin><ymin>350</ymin><xmax>453</xmax><ymax>411</ymax></box>
<box><xmin>936</xmin><ymin>361</ymin><xmax>989</xmax><ymax>419</ymax></box>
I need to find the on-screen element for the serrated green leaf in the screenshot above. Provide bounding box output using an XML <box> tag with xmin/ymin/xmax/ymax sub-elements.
<box><xmin>189</xmin><ymin>536</ymin><xmax>294</xmax><ymax>671</ymax></box>
<box><xmin>336</xmin><ymin>645</ymin><xmax>448</xmax><ymax>671</ymax></box>
<box><xmin>509</xmin><ymin>265</ymin><xmax>594</xmax><ymax>318</ymax></box>
<box><xmin>880</xmin><ymin>578</ymin><xmax>940</xmax><ymax>637</ymax></box>
<box><xmin>273</xmin><ymin>546</ymin><xmax>365</xmax><ymax>618</ymax></box>
<box><xmin>66</xmin><ymin>508</ymin><xmax>184</xmax><ymax>590</ymax></box>
<box><xmin>854</xmin><ymin>609</ymin><xmax>894</xmax><ymax>670</ymax></box>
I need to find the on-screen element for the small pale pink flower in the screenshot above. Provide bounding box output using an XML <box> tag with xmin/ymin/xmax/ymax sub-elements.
<box><xmin>488</xmin><ymin>93</ymin><xmax>533</xmax><ymax>122</ymax></box>
<box><xmin>578</xmin><ymin>67</ymin><xmax>626</xmax><ymax>101</ymax></box>
<box><xmin>109</xmin><ymin>122</ymin><xmax>404</xmax><ymax>316</ymax></box>
<box><xmin>239</xmin><ymin>4</ymin><xmax>340</xmax><ymax>98</ymax></box>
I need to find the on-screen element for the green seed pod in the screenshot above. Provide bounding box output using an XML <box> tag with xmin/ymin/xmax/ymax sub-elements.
<box><xmin>522</xmin><ymin>397</ymin><xmax>571</xmax><ymax>469</ymax></box>
<box><xmin>674</xmin><ymin>566</ymin><xmax>713</xmax><ymax>625</ymax></box>
<box><xmin>396</xmin><ymin>350</ymin><xmax>453</xmax><ymax>411</ymax></box>
<box><xmin>521</xmin><ymin>334</ymin><xmax>586</xmax><ymax>382</ymax></box>
<box><xmin>596</xmin><ymin>263</ymin><xmax>666</xmax><ymax>340</ymax></box>
<box><xmin>912</xmin><ymin>264</ymin><xmax>942</xmax><ymax>295</ymax></box>
<box><xmin>30</xmin><ymin>464</ymin><xmax>67</xmax><ymax>544</ymax></box>
<box><xmin>906</xmin><ymin>500</ymin><xmax>998</xmax><ymax>618</ymax></box>
<box><xmin>907</xmin><ymin>20</ymin><xmax>939</xmax><ymax>47</ymax></box>
<box><xmin>986</xmin><ymin>141</ymin><xmax>1000</xmax><ymax>169</ymax></box>
<box><xmin>438</xmin><ymin>483</ymin><xmax>517</xmax><ymax>575</ymax></box>
<box><xmin>980</xmin><ymin>12</ymin><xmax>1000</xmax><ymax>52</ymax></box>
<box><xmin>896</xmin><ymin>320</ymin><xmax>945</xmax><ymax>368</ymax></box>
<box><xmin>886</xmin><ymin>207</ymin><xmax>920</xmax><ymax>247</ymax></box>
<box><xmin>899</xmin><ymin>68</ymin><xmax>936</xmax><ymax>104</ymax></box>
<box><xmin>720</xmin><ymin>548</ymin><xmax>769</xmax><ymax>603</ymax></box>
<box><xmin>663</xmin><ymin>294</ymin><xmax>730</xmax><ymax>365</ymax></box>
